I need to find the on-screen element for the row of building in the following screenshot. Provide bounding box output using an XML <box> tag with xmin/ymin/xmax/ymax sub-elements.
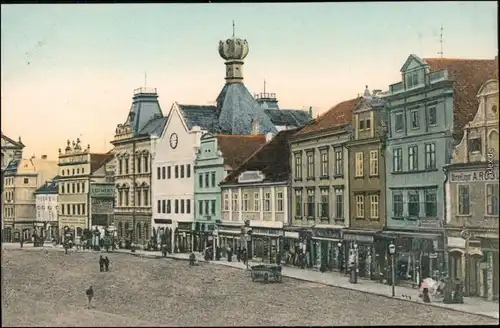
<box><xmin>1</xmin><ymin>32</ymin><xmax>498</xmax><ymax>301</ymax></box>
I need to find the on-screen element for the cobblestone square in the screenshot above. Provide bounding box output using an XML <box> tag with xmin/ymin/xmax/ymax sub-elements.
<box><xmin>1</xmin><ymin>248</ymin><xmax>498</xmax><ymax>327</ymax></box>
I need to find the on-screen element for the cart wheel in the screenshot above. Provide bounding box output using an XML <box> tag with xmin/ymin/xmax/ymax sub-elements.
<box><xmin>264</xmin><ymin>273</ymin><xmax>269</xmax><ymax>283</ymax></box>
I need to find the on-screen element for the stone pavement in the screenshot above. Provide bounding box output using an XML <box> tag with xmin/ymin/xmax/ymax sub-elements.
<box><xmin>4</xmin><ymin>243</ymin><xmax>498</xmax><ymax>320</ymax></box>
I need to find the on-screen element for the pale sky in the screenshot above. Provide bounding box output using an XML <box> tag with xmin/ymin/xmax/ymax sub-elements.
<box><xmin>1</xmin><ymin>2</ymin><xmax>497</xmax><ymax>159</ymax></box>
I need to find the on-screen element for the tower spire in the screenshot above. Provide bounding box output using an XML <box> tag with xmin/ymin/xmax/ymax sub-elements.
<box><xmin>263</xmin><ymin>79</ymin><xmax>266</xmax><ymax>94</ymax></box>
<box><xmin>144</xmin><ymin>71</ymin><xmax>147</xmax><ymax>87</ymax></box>
<box><xmin>437</xmin><ymin>25</ymin><xmax>444</xmax><ymax>58</ymax></box>
<box><xmin>232</xmin><ymin>20</ymin><xmax>235</xmax><ymax>38</ymax></box>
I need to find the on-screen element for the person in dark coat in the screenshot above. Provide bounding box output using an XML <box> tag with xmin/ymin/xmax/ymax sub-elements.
<box><xmin>99</xmin><ymin>256</ymin><xmax>105</xmax><ymax>272</ymax></box>
<box><xmin>104</xmin><ymin>257</ymin><xmax>110</xmax><ymax>272</ymax></box>
<box><xmin>236</xmin><ymin>247</ymin><xmax>241</xmax><ymax>262</ymax></box>
<box><xmin>86</xmin><ymin>286</ymin><xmax>94</xmax><ymax>309</ymax></box>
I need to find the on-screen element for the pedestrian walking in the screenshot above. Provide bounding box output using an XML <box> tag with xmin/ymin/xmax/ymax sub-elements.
<box><xmin>236</xmin><ymin>247</ymin><xmax>241</xmax><ymax>262</ymax></box>
<box><xmin>85</xmin><ymin>286</ymin><xmax>94</xmax><ymax>309</ymax></box>
<box><xmin>99</xmin><ymin>255</ymin><xmax>105</xmax><ymax>272</ymax></box>
<box><xmin>104</xmin><ymin>256</ymin><xmax>110</xmax><ymax>272</ymax></box>
<box><xmin>20</xmin><ymin>237</ymin><xmax>24</xmax><ymax>248</ymax></box>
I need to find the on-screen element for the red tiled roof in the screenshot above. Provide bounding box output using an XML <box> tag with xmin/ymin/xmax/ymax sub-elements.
<box><xmin>90</xmin><ymin>153</ymin><xmax>114</xmax><ymax>173</ymax></box>
<box><xmin>216</xmin><ymin>134</ymin><xmax>267</xmax><ymax>170</ymax></box>
<box><xmin>221</xmin><ymin>128</ymin><xmax>299</xmax><ymax>185</ymax></box>
<box><xmin>295</xmin><ymin>98</ymin><xmax>359</xmax><ymax>136</ymax></box>
<box><xmin>423</xmin><ymin>57</ymin><xmax>498</xmax><ymax>140</ymax></box>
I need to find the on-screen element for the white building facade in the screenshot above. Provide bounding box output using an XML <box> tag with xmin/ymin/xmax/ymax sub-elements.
<box><xmin>35</xmin><ymin>180</ymin><xmax>58</xmax><ymax>240</ymax></box>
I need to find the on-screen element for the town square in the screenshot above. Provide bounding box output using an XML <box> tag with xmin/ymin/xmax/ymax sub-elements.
<box><xmin>1</xmin><ymin>2</ymin><xmax>499</xmax><ymax>326</ymax></box>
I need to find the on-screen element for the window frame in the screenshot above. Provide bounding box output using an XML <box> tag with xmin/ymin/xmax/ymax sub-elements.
<box><xmin>276</xmin><ymin>192</ymin><xmax>284</xmax><ymax>212</ymax></box>
<box><xmin>294</xmin><ymin>153</ymin><xmax>302</xmax><ymax>180</ymax></box>
<box><xmin>355</xmin><ymin>152</ymin><xmax>364</xmax><ymax>177</ymax></box>
<box><xmin>410</xmin><ymin>109</ymin><xmax>420</xmax><ymax>129</ymax></box>
<box><xmin>306</xmin><ymin>151</ymin><xmax>315</xmax><ymax>179</ymax></box>
<box><xmin>428</xmin><ymin>106</ymin><xmax>437</xmax><ymax>126</ymax></box>
<box><xmin>393</xmin><ymin>148</ymin><xmax>403</xmax><ymax>172</ymax></box>
<box><xmin>408</xmin><ymin>145</ymin><xmax>418</xmax><ymax>171</ymax></box>
<box><xmin>295</xmin><ymin>189</ymin><xmax>302</xmax><ymax>218</ymax></box>
<box><xmin>457</xmin><ymin>184</ymin><xmax>470</xmax><ymax>216</ymax></box>
<box><xmin>253</xmin><ymin>192</ymin><xmax>260</xmax><ymax>212</ymax></box>
<box><xmin>424</xmin><ymin>189</ymin><xmax>437</xmax><ymax>217</ymax></box>
<box><xmin>243</xmin><ymin>193</ymin><xmax>249</xmax><ymax>211</ymax></box>
<box><xmin>369</xmin><ymin>150</ymin><xmax>379</xmax><ymax>176</ymax></box>
<box><xmin>264</xmin><ymin>192</ymin><xmax>271</xmax><ymax>212</ymax></box>
<box><xmin>370</xmin><ymin>194</ymin><xmax>379</xmax><ymax>219</ymax></box>
<box><xmin>408</xmin><ymin>190</ymin><xmax>420</xmax><ymax>217</ymax></box>
<box><xmin>355</xmin><ymin>194</ymin><xmax>364</xmax><ymax>218</ymax></box>
<box><xmin>394</xmin><ymin>112</ymin><xmax>404</xmax><ymax>132</ymax></box>
<box><xmin>319</xmin><ymin>189</ymin><xmax>329</xmax><ymax>218</ymax></box>
<box><xmin>486</xmin><ymin>183</ymin><xmax>499</xmax><ymax>216</ymax></box>
<box><xmin>392</xmin><ymin>191</ymin><xmax>404</xmax><ymax>218</ymax></box>
<box><xmin>335</xmin><ymin>189</ymin><xmax>343</xmax><ymax>219</ymax></box>
<box><xmin>334</xmin><ymin>148</ymin><xmax>343</xmax><ymax>177</ymax></box>
<box><xmin>425</xmin><ymin>143</ymin><xmax>436</xmax><ymax>170</ymax></box>
<box><xmin>320</xmin><ymin>149</ymin><xmax>329</xmax><ymax>177</ymax></box>
<box><xmin>223</xmin><ymin>193</ymin><xmax>229</xmax><ymax>211</ymax></box>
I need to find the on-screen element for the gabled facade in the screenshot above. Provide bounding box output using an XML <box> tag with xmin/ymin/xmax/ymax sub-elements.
<box><xmin>111</xmin><ymin>87</ymin><xmax>166</xmax><ymax>249</ymax></box>
<box><xmin>220</xmin><ymin>129</ymin><xmax>297</xmax><ymax>263</ymax></box>
<box><xmin>289</xmin><ymin>98</ymin><xmax>355</xmax><ymax>271</ymax></box>
<box><xmin>34</xmin><ymin>180</ymin><xmax>58</xmax><ymax>241</ymax></box>
<box><xmin>444</xmin><ymin>79</ymin><xmax>499</xmax><ymax>300</ymax></box>
<box><xmin>384</xmin><ymin>54</ymin><xmax>497</xmax><ymax>286</ymax></box>
<box><xmin>345</xmin><ymin>87</ymin><xmax>388</xmax><ymax>280</ymax></box>
<box><xmin>3</xmin><ymin>154</ymin><xmax>58</xmax><ymax>242</ymax></box>
<box><xmin>192</xmin><ymin>133</ymin><xmax>266</xmax><ymax>252</ymax></box>
<box><xmin>56</xmin><ymin>139</ymin><xmax>113</xmax><ymax>241</ymax></box>
<box><xmin>151</xmin><ymin>31</ymin><xmax>311</xmax><ymax>254</ymax></box>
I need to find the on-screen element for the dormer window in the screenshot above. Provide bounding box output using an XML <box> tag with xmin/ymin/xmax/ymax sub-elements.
<box><xmin>406</xmin><ymin>72</ymin><xmax>419</xmax><ymax>88</ymax></box>
<box><xmin>359</xmin><ymin>119</ymin><xmax>365</xmax><ymax>130</ymax></box>
<box><xmin>365</xmin><ymin>118</ymin><xmax>371</xmax><ymax>130</ymax></box>
<box><xmin>468</xmin><ymin>137</ymin><xmax>482</xmax><ymax>153</ymax></box>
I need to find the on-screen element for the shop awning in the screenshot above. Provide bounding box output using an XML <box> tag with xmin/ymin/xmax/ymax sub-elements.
<box><xmin>313</xmin><ymin>224</ymin><xmax>345</xmax><ymax>230</ymax></box>
<box><xmin>217</xmin><ymin>229</ymin><xmax>242</xmax><ymax>235</ymax></box>
<box><xmin>380</xmin><ymin>230</ymin><xmax>441</xmax><ymax>240</ymax></box>
<box><xmin>154</xmin><ymin>219</ymin><xmax>172</xmax><ymax>225</ymax></box>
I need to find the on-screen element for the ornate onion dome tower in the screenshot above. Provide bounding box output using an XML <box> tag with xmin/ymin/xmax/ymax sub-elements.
<box><xmin>218</xmin><ymin>22</ymin><xmax>249</xmax><ymax>84</ymax></box>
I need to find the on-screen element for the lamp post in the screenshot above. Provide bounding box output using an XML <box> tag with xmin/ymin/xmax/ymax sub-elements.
<box><xmin>245</xmin><ymin>233</ymin><xmax>252</xmax><ymax>270</ymax></box>
<box><xmin>389</xmin><ymin>242</ymin><xmax>396</xmax><ymax>297</ymax></box>
<box><xmin>337</xmin><ymin>242</ymin><xmax>343</xmax><ymax>273</ymax></box>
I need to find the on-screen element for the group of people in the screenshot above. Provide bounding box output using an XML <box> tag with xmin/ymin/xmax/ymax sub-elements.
<box><xmin>99</xmin><ymin>255</ymin><xmax>111</xmax><ymax>272</ymax></box>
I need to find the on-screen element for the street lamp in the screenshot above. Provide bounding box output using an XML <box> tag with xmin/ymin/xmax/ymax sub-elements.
<box><xmin>245</xmin><ymin>233</ymin><xmax>252</xmax><ymax>270</ymax></box>
<box><xmin>389</xmin><ymin>242</ymin><xmax>396</xmax><ymax>297</ymax></box>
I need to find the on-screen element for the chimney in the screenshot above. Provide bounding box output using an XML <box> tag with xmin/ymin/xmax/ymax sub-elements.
<box><xmin>41</xmin><ymin>155</ymin><xmax>47</xmax><ymax>160</ymax></box>
<box><xmin>308</xmin><ymin>106</ymin><xmax>313</xmax><ymax>117</ymax></box>
<box><xmin>265</xmin><ymin>132</ymin><xmax>274</xmax><ymax>143</ymax></box>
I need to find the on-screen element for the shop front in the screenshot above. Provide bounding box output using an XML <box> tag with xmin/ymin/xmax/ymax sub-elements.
<box><xmin>343</xmin><ymin>230</ymin><xmax>384</xmax><ymax>280</ymax></box>
<box><xmin>192</xmin><ymin>221</ymin><xmax>216</xmax><ymax>252</ymax></box>
<box><xmin>312</xmin><ymin>225</ymin><xmax>344</xmax><ymax>272</ymax></box>
<box><xmin>479</xmin><ymin>237</ymin><xmax>499</xmax><ymax>301</ymax></box>
<box><xmin>215</xmin><ymin>222</ymin><xmax>244</xmax><ymax>254</ymax></box>
<box><xmin>382</xmin><ymin>230</ymin><xmax>445</xmax><ymax>287</ymax></box>
<box><xmin>174</xmin><ymin>222</ymin><xmax>193</xmax><ymax>253</ymax></box>
<box><xmin>153</xmin><ymin>218</ymin><xmax>174</xmax><ymax>252</ymax></box>
<box><xmin>249</xmin><ymin>221</ymin><xmax>283</xmax><ymax>264</ymax></box>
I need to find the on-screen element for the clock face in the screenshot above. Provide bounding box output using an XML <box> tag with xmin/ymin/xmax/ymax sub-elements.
<box><xmin>169</xmin><ymin>133</ymin><xmax>179</xmax><ymax>149</ymax></box>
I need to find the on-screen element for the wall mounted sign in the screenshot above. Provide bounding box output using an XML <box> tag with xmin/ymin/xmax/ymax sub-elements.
<box><xmin>343</xmin><ymin>234</ymin><xmax>374</xmax><ymax>243</ymax></box>
<box><xmin>418</xmin><ymin>219</ymin><xmax>443</xmax><ymax>229</ymax></box>
<box><xmin>252</xmin><ymin>228</ymin><xmax>282</xmax><ymax>236</ymax></box>
<box><xmin>238</xmin><ymin>170</ymin><xmax>265</xmax><ymax>184</ymax></box>
<box><xmin>450</xmin><ymin>169</ymin><xmax>499</xmax><ymax>183</ymax></box>
<box><xmin>91</xmin><ymin>198</ymin><xmax>113</xmax><ymax>214</ymax></box>
<box><xmin>313</xmin><ymin>229</ymin><xmax>341</xmax><ymax>240</ymax></box>
<box><xmin>90</xmin><ymin>184</ymin><xmax>115</xmax><ymax>198</ymax></box>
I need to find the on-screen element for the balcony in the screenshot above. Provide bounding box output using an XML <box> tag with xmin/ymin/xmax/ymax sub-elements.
<box><xmin>134</xmin><ymin>87</ymin><xmax>157</xmax><ymax>95</ymax></box>
<box><xmin>389</xmin><ymin>82</ymin><xmax>404</xmax><ymax>95</ymax></box>
<box><xmin>253</xmin><ymin>92</ymin><xmax>276</xmax><ymax>100</ymax></box>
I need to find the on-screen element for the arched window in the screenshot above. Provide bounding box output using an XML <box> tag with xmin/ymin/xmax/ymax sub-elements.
<box><xmin>118</xmin><ymin>222</ymin><xmax>123</xmax><ymax>238</ymax></box>
<box><xmin>143</xmin><ymin>223</ymin><xmax>149</xmax><ymax>240</ymax></box>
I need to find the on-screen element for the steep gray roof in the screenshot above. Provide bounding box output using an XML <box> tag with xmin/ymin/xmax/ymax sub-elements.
<box><xmin>264</xmin><ymin>109</ymin><xmax>312</xmax><ymax>127</ymax></box>
<box><xmin>139</xmin><ymin>116</ymin><xmax>168</xmax><ymax>137</ymax></box>
<box><xmin>125</xmin><ymin>89</ymin><xmax>164</xmax><ymax>136</ymax></box>
<box><xmin>178</xmin><ymin>105</ymin><xmax>219</xmax><ymax>131</ymax></box>
<box><xmin>215</xmin><ymin>83</ymin><xmax>277</xmax><ymax>134</ymax></box>
<box><xmin>35</xmin><ymin>180</ymin><xmax>58</xmax><ymax>194</ymax></box>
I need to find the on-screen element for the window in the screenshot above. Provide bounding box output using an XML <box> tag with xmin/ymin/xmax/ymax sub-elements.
<box><xmin>198</xmin><ymin>174</ymin><xmax>203</xmax><ymax>188</ymax></box>
<box><xmin>424</xmin><ymin>189</ymin><xmax>437</xmax><ymax>217</ymax></box>
<box><xmin>119</xmin><ymin>159</ymin><xmax>123</xmax><ymax>175</ymax></box>
<box><xmin>294</xmin><ymin>153</ymin><xmax>302</xmax><ymax>180</ymax></box>
<box><xmin>264</xmin><ymin>192</ymin><xmax>271</xmax><ymax>212</ymax></box>
<box><xmin>124</xmin><ymin>190</ymin><xmax>129</xmax><ymax>206</ymax></box>
<box><xmin>167</xmin><ymin>166</ymin><xmax>171</xmax><ymax>179</ymax></box>
<box><xmin>355</xmin><ymin>152</ymin><xmax>364</xmax><ymax>177</ymax></box>
<box><xmin>61</xmin><ymin>184</ymin><xmax>65</xmax><ymax>194</ymax></box>
<box><xmin>82</xmin><ymin>168</ymin><xmax>85</xmax><ymax>174</ymax></box>
<box><xmin>468</xmin><ymin>138</ymin><xmax>482</xmax><ymax>153</ymax></box>
<box><xmin>174</xmin><ymin>199</ymin><xmax>179</xmax><ymax>214</ymax></box>
<box><xmin>277</xmin><ymin>192</ymin><xmax>284</xmax><ymax>212</ymax></box>
<box><xmin>186</xmin><ymin>199</ymin><xmax>191</xmax><ymax>214</ymax></box>
<box><xmin>180</xmin><ymin>199</ymin><xmax>185</xmax><ymax>214</ymax></box>
<box><xmin>137</xmin><ymin>156</ymin><xmax>142</xmax><ymax>173</ymax></box>
<box><xmin>458</xmin><ymin>185</ymin><xmax>470</xmax><ymax>215</ymax></box>
<box><xmin>306</xmin><ymin>190</ymin><xmax>315</xmax><ymax>218</ymax></box>
<box><xmin>143</xmin><ymin>189</ymin><xmax>149</xmax><ymax>206</ymax></box>
<box><xmin>393</xmin><ymin>148</ymin><xmax>403</xmax><ymax>172</ymax></box>
<box><xmin>408</xmin><ymin>145</ymin><xmax>418</xmax><ymax>171</ymax></box>
<box><xmin>76</xmin><ymin>168</ymin><xmax>80</xmax><ymax>174</ymax></box>
<box><xmin>144</xmin><ymin>156</ymin><xmax>149</xmax><ymax>173</ymax></box>
<box><xmin>365</xmin><ymin>118</ymin><xmax>371</xmax><ymax>130</ymax></box>
<box><xmin>198</xmin><ymin>200</ymin><xmax>203</xmax><ymax>215</ymax></box>
<box><xmin>408</xmin><ymin>190</ymin><xmax>420</xmax><ymax>217</ymax></box>
<box><xmin>369</xmin><ymin>150</ymin><xmax>378</xmax><ymax>176</ymax></box>
<box><xmin>161</xmin><ymin>167</ymin><xmax>166</xmax><ymax>179</ymax></box>
<box><xmin>136</xmin><ymin>189</ymin><xmax>142</xmax><ymax>206</ymax></box>
<box><xmin>410</xmin><ymin>110</ymin><xmax>419</xmax><ymax>129</ymax></box>
<box><xmin>395</xmin><ymin>113</ymin><xmax>404</xmax><ymax>132</ymax></box>
<box><xmin>370</xmin><ymin>194</ymin><xmax>379</xmax><ymax>219</ymax></box>
<box><xmin>125</xmin><ymin>158</ymin><xmax>129</xmax><ymax>174</ymax></box>
<box><xmin>231</xmin><ymin>192</ymin><xmax>239</xmax><ymax>212</ymax></box>
<box><xmin>243</xmin><ymin>193</ymin><xmax>249</xmax><ymax>211</ymax></box>
<box><xmin>335</xmin><ymin>189</ymin><xmax>343</xmax><ymax>219</ymax></box>
<box><xmin>72</xmin><ymin>204</ymin><xmax>76</xmax><ymax>215</ymax></box>
<box><xmin>205</xmin><ymin>173</ymin><xmax>210</xmax><ymax>188</ymax></box>
<box><xmin>486</xmin><ymin>184</ymin><xmax>499</xmax><ymax>215</ymax></box>
<box><xmin>82</xmin><ymin>204</ymin><xmax>85</xmax><ymax>215</ymax></box>
<box><xmin>320</xmin><ymin>189</ymin><xmax>329</xmax><ymax>218</ymax></box>
<box><xmin>24</xmin><ymin>178</ymin><xmax>29</xmax><ymax>184</ymax></box>
<box><xmin>320</xmin><ymin>149</ymin><xmax>328</xmax><ymax>177</ymax></box>
<box><xmin>334</xmin><ymin>148</ymin><xmax>343</xmax><ymax>176</ymax></box>
<box><xmin>77</xmin><ymin>204</ymin><xmax>81</xmax><ymax>215</ymax></box>
<box><xmin>359</xmin><ymin>119</ymin><xmax>365</xmax><ymax>130</ymax></box>
<box><xmin>72</xmin><ymin>184</ymin><xmax>75</xmax><ymax>193</ymax></box>
<box><xmin>175</xmin><ymin>166</ymin><xmax>179</xmax><ymax>178</ymax></box>
<box><xmin>428</xmin><ymin>107</ymin><xmax>437</xmax><ymax>126</ymax></box>
<box><xmin>211</xmin><ymin>172</ymin><xmax>216</xmax><ymax>187</ymax></box>
<box><xmin>180</xmin><ymin>165</ymin><xmax>185</xmax><ymax>178</ymax></box>
<box><xmin>157</xmin><ymin>200</ymin><xmax>161</xmax><ymax>213</ymax></box>
<box><xmin>253</xmin><ymin>192</ymin><xmax>260</xmax><ymax>212</ymax></box>
<box><xmin>210</xmin><ymin>200</ymin><xmax>216</xmax><ymax>215</ymax></box>
<box><xmin>157</xmin><ymin>167</ymin><xmax>161</xmax><ymax>179</ymax></box>
<box><xmin>406</xmin><ymin>72</ymin><xmax>419</xmax><ymax>88</ymax></box>
<box><xmin>76</xmin><ymin>183</ymin><xmax>80</xmax><ymax>193</ymax></box>
<box><xmin>61</xmin><ymin>205</ymin><xmax>65</xmax><ymax>215</ymax></box>
<box><xmin>186</xmin><ymin>164</ymin><xmax>191</xmax><ymax>178</ymax></box>
<box><xmin>204</xmin><ymin>200</ymin><xmax>210</xmax><ymax>215</ymax></box>
<box><xmin>355</xmin><ymin>195</ymin><xmax>364</xmax><ymax>218</ymax></box>
<box><xmin>161</xmin><ymin>200</ymin><xmax>166</xmax><ymax>213</ymax></box>
<box><xmin>393</xmin><ymin>192</ymin><xmax>403</xmax><ymax>217</ymax></box>
<box><xmin>425</xmin><ymin>143</ymin><xmax>436</xmax><ymax>169</ymax></box>
<box><xmin>167</xmin><ymin>200</ymin><xmax>171</xmax><ymax>213</ymax></box>
<box><xmin>306</xmin><ymin>152</ymin><xmax>314</xmax><ymax>179</ymax></box>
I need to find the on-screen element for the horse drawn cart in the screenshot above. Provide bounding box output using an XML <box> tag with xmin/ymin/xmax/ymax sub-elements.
<box><xmin>250</xmin><ymin>264</ymin><xmax>283</xmax><ymax>283</ymax></box>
